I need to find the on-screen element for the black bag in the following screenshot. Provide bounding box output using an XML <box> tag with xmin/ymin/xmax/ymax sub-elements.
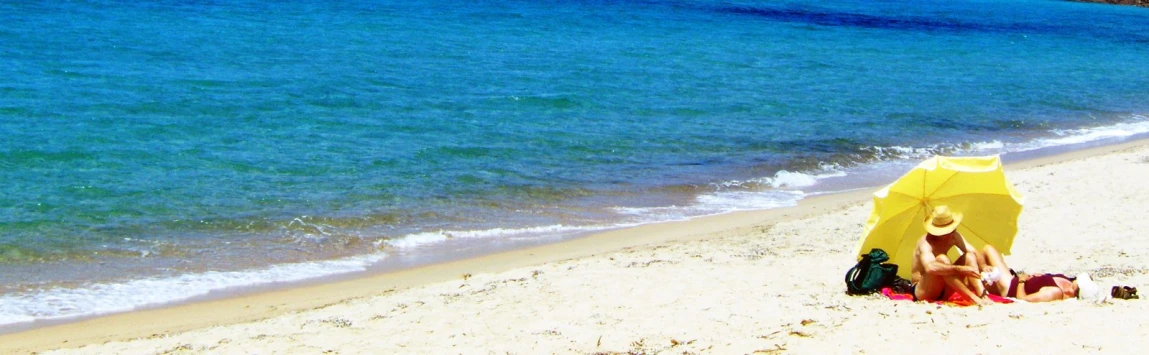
<box><xmin>845</xmin><ymin>248</ymin><xmax>900</xmax><ymax>295</ymax></box>
<box><xmin>889</xmin><ymin>276</ymin><xmax>914</xmax><ymax>295</ymax></box>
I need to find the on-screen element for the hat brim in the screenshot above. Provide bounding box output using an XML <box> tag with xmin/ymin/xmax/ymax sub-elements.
<box><xmin>924</xmin><ymin>212</ymin><xmax>962</xmax><ymax>236</ymax></box>
<box><xmin>1075</xmin><ymin>273</ymin><xmax>1101</xmax><ymax>302</ymax></box>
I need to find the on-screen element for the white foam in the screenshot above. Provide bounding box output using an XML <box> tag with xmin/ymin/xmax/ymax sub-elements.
<box><xmin>614</xmin><ymin>162</ymin><xmax>844</xmax><ymax>222</ymax></box>
<box><xmin>712</xmin><ymin>164</ymin><xmax>848</xmax><ymax>191</ymax></box>
<box><xmin>856</xmin><ymin>117</ymin><xmax>1149</xmax><ymax>162</ymax></box>
<box><xmin>607</xmin><ymin>116</ymin><xmax>1149</xmax><ymax>239</ymax></box>
<box><xmin>450</xmin><ymin>224</ymin><xmax>603</xmax><ymax>239</ymax></box>
<box><xmin>764</xmin><ymin>170</ymin><xmax>846</xmax><ymax>189</ymax></box>
<box><xmin>383</xmin><ymin>231</ymin><xmax>451</xmax><ymax>249</ymax></box>
<box><xmin>611</xmin><ymin>205</ymin><xmax>693</xmax><ymax>221</ymax></box>
<box><xmin>968</xmin><ymin>140</ymin><xmax>1005</xmax><ymax>152</ymax></box>
<box><xmin>612</xmin><ymin>190</ymin><xmax>804</xmax><ymax>221</ymax></box>
<box><xmin>694</xmin><ymin>190</ymin><xmax>803</xmax><ymax>211</ymax></box>
<box><xmin>383</xmin><ymin>224</ymin><xmax>608</xmax><ymax>250</ymax></box>
<box><xmin>860</xmin><ymin>144</ymin><xmax>943</xmax><ymax>160</ymax></box>
<box><xmin>857</xmin><ymin>140</ymin><xmax>1008</xmax><ymax>160</ymax></box>
<box><xmin>1026</xmin><ymin>118</ymin><xmax>1149</xmax><ymax>150</ymax></box>
<box><xmin>914</xmin><ymin>117</ymin><xmax>1149</xmax><ymax>156</ymax></box>
<box><xmin>767</xmin><ymin>170</ymin><xmax>817</xmax><ymax>188</ymax></box>
<box><xmin>0</xmin><ymin>253</ymin><xmax>386</xmax><ymax>327</ymax></box>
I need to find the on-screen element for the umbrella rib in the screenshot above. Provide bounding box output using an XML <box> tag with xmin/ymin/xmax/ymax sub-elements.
<box><xmin>930</xmin><ymin>191</ymin><xmax>1017</xmax><ymax>202</ymax></box>
<box><xmin>886</xmin><ymin>201</ymin><xmax>930</xmax><ymax>226</ymax></box>
<box><xmin>961</xmin><ymin>213</ymin><xmax>1017</xmax><ymax>250</ymax></box>
<box><xmin>887</xmin><ymin>203</ymin><xmax>928</xmax><ymax>262</ymax></box>
<box><xmin>886</xmin><ymin>190</ymin><xmax>927</xmax><ymax>204</ymax></box>
<box><xmin>927</xmin><ymin>193</ymin><xmax>1020</xmax><ymax>211</ymax></box>
<box><xmin>961</xmin><ymin>224</ymin><xmax>987</xmax><ymax>247</ymax></box>
<box><xmin>925</xmin><ymin>169</ymin><xmax>960</xmax><ymax>200</ymax></box>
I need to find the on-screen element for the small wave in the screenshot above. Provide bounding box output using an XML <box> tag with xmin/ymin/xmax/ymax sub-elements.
<box><xmin>712</xmin><ymin>164</ymin><xmax>847</xmax><ymax>190</ymax></box>
<box><xmin>382</xmin><ymin>224</ymin><xmax>609</xmax><ymax>250</ymax></box>
<box><xmin>627</xmin><ymin>115</ymin><xmax>1149</xmax><ymax>228</ymax></box>
<box><xmin>618</xmin><ymin>163</ymin><xmax>844</xmax><ymax>222</ymax></box>
<box><xmin>856</xmin><ymin>140</ymin><xmax>1012</xmax><ymax>162</ymax></box>
<box><xmin>694</xmin><ymin>190</ymin><xmax>803</xmax><ymax>211</ymax></box>
<box><xmin>1019</xmin><ymin>117</ymin><xmax>1149</xmax><ymax>151</ymax></box>
<box><xmin>858</xmin><ymin>144</ymin><xmax>955</xmax><ymax>161</ymax></box>
<box><xmin>762</xmin><ymin>169</ymin><xmax>847</xmax><ymax>189</ymax></box>
<box><xmin>0</xmin><ymin>253</ymin><xmax>386</xmax><ymax>327</ymax></box>
<box><xmin>968</xmin><ymin>140</ymin><xmax>1006</xmax><ymax>152</ymax></box>
<box><xmin>864</xmin><ymin>116</ymin><xmax>1149</xmax><ymax>157</ymax></box>
<box><xmin>676</xmin><ymin>115</ymin><xmax>1149</xmax><ymax>223</ymax></box>
<box><xmin>613</xmin><ymin>190</ymin><xmax>803</xmax><ymax>221</ymax></box>
<box><xmin>611</xmin><ymin>205</ymin><xmax>692</xmax><ymax>220</ymax></box>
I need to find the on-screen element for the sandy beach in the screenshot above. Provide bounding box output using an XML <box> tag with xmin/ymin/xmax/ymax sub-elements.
<box><xmin>6</xmin><ymin>140</ymin><xmax>1149</xmax><ymax>354</ymax></box>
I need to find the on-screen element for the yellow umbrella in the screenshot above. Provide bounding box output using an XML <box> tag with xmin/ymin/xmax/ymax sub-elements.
<box><xmin>855</xmin><ymin>155</ymin><xmax>1024</xmax><ymax>279</ymax></box>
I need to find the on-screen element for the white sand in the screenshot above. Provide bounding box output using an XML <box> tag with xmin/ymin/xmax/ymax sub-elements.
<box><xmin>8</xmin><ymin>142</ymin><xmax>1149</xmax><ymax>354</ymax></box>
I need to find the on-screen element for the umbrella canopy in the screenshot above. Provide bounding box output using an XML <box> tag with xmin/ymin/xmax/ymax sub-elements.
<box><xmin>855</xmin><ymin>155</ymin><xmax>1024</xmax><ymax>279</ymax></box>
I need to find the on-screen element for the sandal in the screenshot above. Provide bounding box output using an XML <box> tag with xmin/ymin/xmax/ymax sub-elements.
<box><xmin>1112</xmin><ymin>285</ymin><xmax>1139</xmax><ymax>300</ymax></box>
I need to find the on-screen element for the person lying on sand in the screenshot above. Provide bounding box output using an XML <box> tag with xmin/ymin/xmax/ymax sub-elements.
<box><xmin>978</xmin><ymin>244</ymin><xmax>1099</xmax><ymax>302</ymax></box>
<box><xmin>911</xmin><ymin>206</ymin><xmax>992</xmax><ymax>305</ymax></box>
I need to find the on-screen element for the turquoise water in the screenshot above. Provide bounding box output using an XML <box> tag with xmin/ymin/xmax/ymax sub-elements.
<box><xmin>2</xmin><ymin>0</ymin><xmax>1149</xmax><ymax>326</ymax></box>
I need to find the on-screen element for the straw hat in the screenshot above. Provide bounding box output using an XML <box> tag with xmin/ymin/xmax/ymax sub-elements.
<box><xmin>924</xmin><ymin>205</ymin><xmax>962</xmax><ymax>236</ymax></box>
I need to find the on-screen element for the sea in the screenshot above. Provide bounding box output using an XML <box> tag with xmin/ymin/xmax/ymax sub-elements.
<box><xmin>2</xmin><ymin>0</ymin><xmax>1148</xmax><ymax>330</ymax></box>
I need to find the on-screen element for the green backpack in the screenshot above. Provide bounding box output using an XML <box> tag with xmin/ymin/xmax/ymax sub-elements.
<box><xmin>845</xmin><ymin>248</ymin><xmax>900</xmax><ymax>295</ymax></box>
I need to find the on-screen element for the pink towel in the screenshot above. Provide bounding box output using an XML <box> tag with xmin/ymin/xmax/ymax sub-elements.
<box><xmin>881</xmin><ymin>287</ymin><xmax>915</xmax><ymax>301</ymax></box>
<box><xmin>881</xmin><ymin>287</ymin><xmax>1014</xmax><ymax>306</ymax></box>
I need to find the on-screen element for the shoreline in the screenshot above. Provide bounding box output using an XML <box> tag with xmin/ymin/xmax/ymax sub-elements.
<box><xmin>5</xmin><ymin>136</ymin><xmax>1149</xmax><ymax>353</ymax></box>
<box><xmin>4</xmin><ymin>119</ymin><xmax>1149</xmax><ymax>332</ymax></box>
<box><xmin>1</xmin><ymin>186</ymin><xmax>874</xmax><ymax>353</ymax></box>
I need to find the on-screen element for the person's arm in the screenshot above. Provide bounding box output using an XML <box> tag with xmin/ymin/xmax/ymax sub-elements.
<box><xmin>952</xmin><ymin>233</ymin><xmax>986</xmax><ymax>297</ymax></box>
<box><xmin>917</xmin><ymin>241</ymin><xmax>979</xmax><ymax>278</ymax></box>
<box><xmin>954</xmin><ymin>233</ymin><xmax>981</xmax><ymax>270</ymax></box>
<box><xmin>916</xmin><ymin>237</ymin><xmax>987</xmax><ymax>304</ymax></box>
<box><xmin>1019</xmin><ymin>286</ymin><xmax>1065</xmax><ymax>303</ymax></box>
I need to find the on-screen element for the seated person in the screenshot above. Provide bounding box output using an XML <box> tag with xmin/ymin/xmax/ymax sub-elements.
<box><xmin>911</xmin><ymin>206</ymin><xmax>990</xmax><ymax>305</ymax></box>
<box><xmin>978</xmin><ymin>244</ymin><xmax>1090</xmax><ymax>302</ymax></box>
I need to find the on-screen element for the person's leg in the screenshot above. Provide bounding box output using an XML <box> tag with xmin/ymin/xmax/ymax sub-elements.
<box><xmin>914</xmin><ymin>270</ymin><xmax>946</xmax><ymax>302</ymax></box>
<box><xmin>915</xmin><ymin>254</ymin><xmax>956</xmax><ymax>302</ymax></box>
<box><xmin>977</xmin><ymin>249</ymin><xmax>992</xmax><ymax>272</ymax></box>
<box><xmin>955</xmin><ymin>251</ymin><xmax>986</xmax><ymax>298</ymax></box>
<box><xmin>979</xmin><ymin>245</ymin><xmax>1013</xmax><ymax>296</ymax></box>
<box><xmin>923</xmin><ymin>251</ymin><xmax>988</xmax><ymax>301</ymax></box>
<box><xmin>981</xmin><ymin>245</ymin><xmax>1008</xmax><ymax>268</ymax></box>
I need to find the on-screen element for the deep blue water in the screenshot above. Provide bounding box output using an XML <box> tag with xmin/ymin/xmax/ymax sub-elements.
<box><xmin>2</xmin><ymin>0</ymin><xmax>1148</xmax><ymax>326</ymax></box>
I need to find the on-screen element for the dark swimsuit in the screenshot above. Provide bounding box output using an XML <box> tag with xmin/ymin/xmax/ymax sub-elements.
<box><xmin>1006</xmin><ymin>273</ymin><xmax>1074</xmax><ymax>298</ymax></box>
<box><xmin>910</xmin><ymin>282</ymin><xmax>947</xmax><ymax>301</ymax></box>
